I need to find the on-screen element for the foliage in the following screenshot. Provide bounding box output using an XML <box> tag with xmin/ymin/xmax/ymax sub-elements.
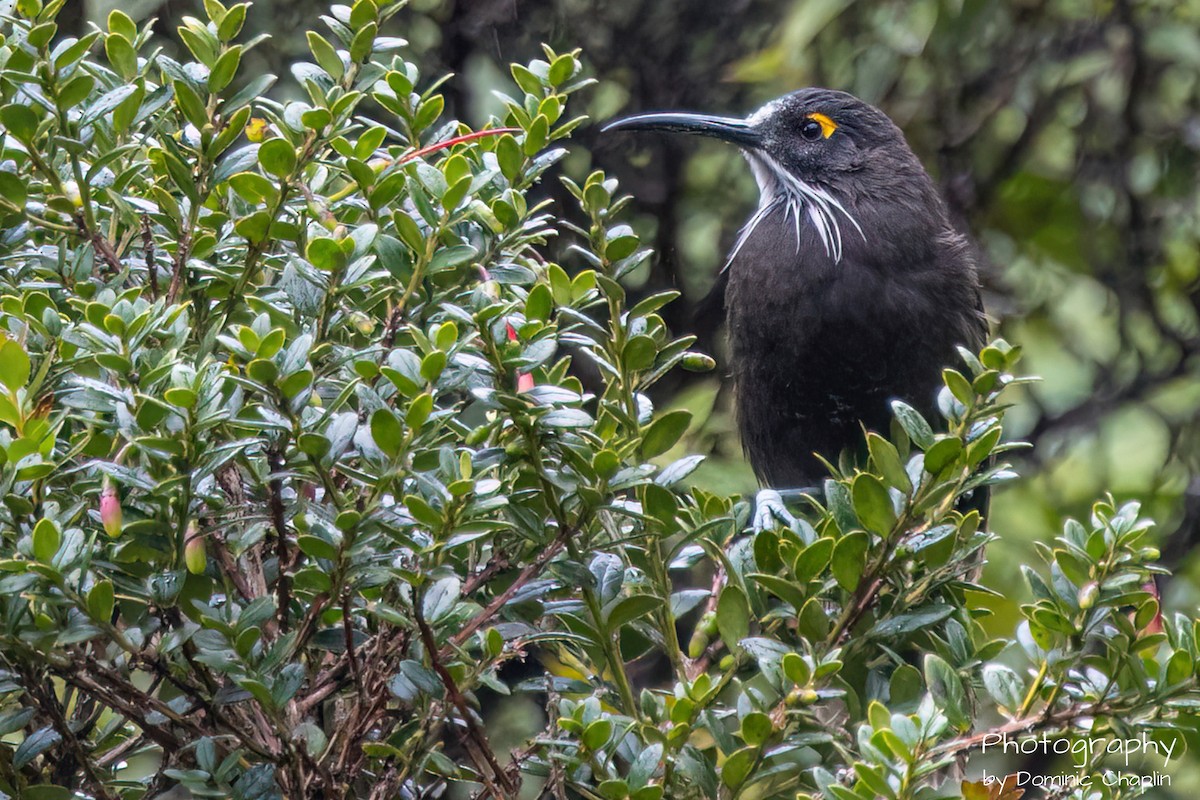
<box><xmin>0</xmin><ymin>1</ymin><xmax>1198</xmax><ymax>798</ymax></box>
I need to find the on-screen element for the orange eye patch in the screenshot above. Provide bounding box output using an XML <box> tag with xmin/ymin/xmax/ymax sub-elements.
<box><xmin>806</xmin><ymin>113</ymin><xmax>837</xmax><ymax>138</ymax></box>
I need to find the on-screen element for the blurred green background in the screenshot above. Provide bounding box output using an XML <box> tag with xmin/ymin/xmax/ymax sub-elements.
<box><xmin>57</xmin><ymin>0</ymin><xmax>1200</xmax><ymax>791</ymax></box>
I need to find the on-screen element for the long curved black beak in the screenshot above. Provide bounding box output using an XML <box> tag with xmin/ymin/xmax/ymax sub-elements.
<box><xmin>602</xmin><ymin>112</ymin><xmax>762</xmax><ymax>149</ymax></box>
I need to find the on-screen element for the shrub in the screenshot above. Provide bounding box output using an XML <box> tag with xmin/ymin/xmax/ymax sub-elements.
<box><xmin>0</xmin><ymin>1</ymin><xmax>1196</xmax><ymax>798</ymax></box>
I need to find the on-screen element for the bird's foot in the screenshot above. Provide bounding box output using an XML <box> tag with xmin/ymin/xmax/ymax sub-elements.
<box><xmin>751</xmin><ymin>487</ymin><xmax>823</xmax><ymax>534</ymax></box>
<box><xmin>752</xmin><ymin>489</ymin><xmax>797</xmax><ymax>533</ymax></box>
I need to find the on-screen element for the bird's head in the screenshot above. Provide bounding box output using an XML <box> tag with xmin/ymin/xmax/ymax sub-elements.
<box><xmin>604</xmin><ymin>88</ymin><xmax>944</xmax><ymax>263</ymax></box>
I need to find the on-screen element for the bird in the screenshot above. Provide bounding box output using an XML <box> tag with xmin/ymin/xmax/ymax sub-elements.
<box><xmin>604</xmin><ymin>88</ymin><xmax>987</xmax><ymax>528</ymax></box>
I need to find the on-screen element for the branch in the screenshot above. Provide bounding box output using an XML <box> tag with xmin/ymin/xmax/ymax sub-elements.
<box><xmin>29</xmin><ymin>673</ymin><xmax>117</xmax><ymax>800</ymax></box>
<box><xmin>166</xmin><ymin>231</ymin><xmax>191</xmax><ymax>304</ymax></box>
<box><xmin>267</xmin><ymin>446</ymin><xmax>293</xmax><ymax>633</ymax></box>
<box><xmin>75</xmin><ymin>213</ymin><xmax>123</xmax><ymax>275</ymax></box>
<box><xmin>930</xmin><ymin>702</ymin><xmax>1107</xmax><ymax>761</ymax></box>
<box><xmin>447</xmin><ymin>531</ymin><xmax>569</xmax><ymax>651</ymax></box>
<box><xmin>141</xmin><ymin>212</ymin><xmax>157</xmax><ymax>300</ymax></box>
<box><xmin>415</xmin><ymin>598</ymin><xmax>518</xmax><ymax>798</ymax></box>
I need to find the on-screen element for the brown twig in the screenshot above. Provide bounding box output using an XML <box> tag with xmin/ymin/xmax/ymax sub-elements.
<box><xmin>267</xmin><ymin>446</ymin><xmax>293</xmax><ymax>633</ymax></box>
<box><xmin>829</xmin><ymin>574</ymin><xmax>887</xmax><ymax>646</ymax></box>
<box><xmin>462</xmin><ymin>551</ymin><xmax>512</xmax><ymax>595</ymax></box>
<box><xmin>166</xmin><ymin>231</ymin><xmax>191</xmax><ymax>304</ymax></box>
<box><xmin>292</xmin><ymin>593</ymin><xmax>330</xmax><ymax>655</ymax></box>
<box><xmin>28</xmin><ymin>673</ymin><xmax>118</xmax><ymax>800</ymax></box>
<box><xmin>686</xmin><ymin>565</ymin><xmax>728</xmax><ymax>680</ymax></box>
<box><xmin>141</xmin><ymin>212</ymin><xmax>157</xmax><ymax>299</ymax></box>
<box><xmin>448</xmin><ymin>533</ymin><xmax>569</xmax><ymax>651</ymax></box>
<box><xmin>930</xmin><ymin>702</ymin><xmax>1105</xmax><ymax>761</ymax></box>
<box><xmin>342</xmin><ymin>587</ymin><xmax>362</xmax><ymax>693</ymax></box>
<box><xmin>75</xmin><ymin>214</ymin><xmax>123</xmax><ymax>275</ymax></box>
<box><xmin>415</xmin><ymin>597</ymin><xmax>517</xmax><ymax>798</ymax></box>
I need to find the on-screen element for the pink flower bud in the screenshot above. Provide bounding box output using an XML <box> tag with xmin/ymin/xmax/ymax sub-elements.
<box><xmin>184</xmin><ymin>521</ymin><xmax>206</xmax><ymax>575</ymax></box>
<box><xmin>100</xmin><ymin>477</ymin><xmax>122</xmax><ymax>539</ymax></box>
<box><xmin>505</xmin><ymin>321</ymin><xmax>533</xmax><ymax>391</ymax></box>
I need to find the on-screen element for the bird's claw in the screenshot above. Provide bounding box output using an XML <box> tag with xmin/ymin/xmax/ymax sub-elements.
<box><xmin>752</xmin><ymin>489</ymin><xmax>797</xmax><ymax>533</ymax></box>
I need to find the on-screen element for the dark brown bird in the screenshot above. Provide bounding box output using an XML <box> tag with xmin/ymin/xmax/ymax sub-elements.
<box><xmin>605</xmin><ymin>89</ymin><xmax>987</xmax><ymax>526</ymax></box>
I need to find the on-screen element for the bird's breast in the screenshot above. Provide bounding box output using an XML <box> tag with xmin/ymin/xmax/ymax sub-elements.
<box><xmin>721</xmin><ymin>206</ymin><xmax>977</xmax><ymax>486</ymax></box>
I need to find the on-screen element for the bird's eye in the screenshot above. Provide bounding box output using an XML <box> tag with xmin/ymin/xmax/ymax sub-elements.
<box><xmin>800</xmin><ymin>119</ymin><xmax>825</xmax><ymax>141</ymax></box>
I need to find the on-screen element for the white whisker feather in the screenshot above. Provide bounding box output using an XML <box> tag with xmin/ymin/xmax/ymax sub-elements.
<box><xmin>736</xmin><ymin>152</ymin><xmax>866</xmax><ymax>265</ymax></box>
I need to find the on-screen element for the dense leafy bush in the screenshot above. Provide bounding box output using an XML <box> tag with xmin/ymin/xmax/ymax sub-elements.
<box><xmin>0</xmin><ymin>1</ymin><xmax>1198</xmax><ymax>798</ymax></box>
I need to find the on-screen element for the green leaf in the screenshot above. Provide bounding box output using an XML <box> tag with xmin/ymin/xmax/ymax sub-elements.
<box><xmin>870</xmin><ymin>605</ymin><xmax>953</xmax><ymax>638</ymax></box>
<box><xmin>208</xmin><ymin>44</ymin><xmax>243</xmax><ymax>93</ymax></box>
<box><xmin>307</xmin><ymin>31</ymin><xmax>344</xmax><ymax>79</ymax></box>
<box><xmin>622</xmin><ymin>335</ymin><xmax>657</xmax><ymax>372</ymax></box>
<box><xmin>104</xmin><ymin>34</ymin><xmax>139</xmax><ymax>80</ymax></box>
<box><xmin>87</xmin><ymin>579</ymin><xmax>114</xmax><ymax>622</ymax></box>
<box><xmin>164</xmin><ymin>387</ymin><xmax>198</xmax><ymax>409</ymax></box>
<box><xmin>981</xmin><ymin>663</ymin><xmax>1024</xmax><ymax>711</ymax></box>
<box><xmin>172</xmin><ymin>79</ymin><xmax>209</xmax><ymax>128</ymax></box>
<box><xmin>0</xmin><ymin>340</ymin><xmax>31</xmax><ymax>390</ymax></box>
<box><xmin>548</xmin><ymin>53</ymin><xmax>577</xmax><ymax>85</ymax></box>
<box><xmin>297</xmin><ymin>535</ymin><xmax>338</xmax><ymax>561</ymax></box>
<box><xmin>0</xmin><ymin>105</ymin><xmax>38</xmax><ymax>143</ymax></box>
<box><xmin>924</xmin><ymin>653</ymin><xmax>969</xmax><ymax>729</ymax></box>
<box><xmin>217</xmin><ymin>3</ymin><xmax>247</xmax><ymax>40</ymax></box>
<box><xmin>404</xmin><ymin>495</ymin><xmax>442</xmax><ymax>528</ymax></box>
<box><xmin>781</xmin><ymin>652</ymin><xmax>811</xmax><ymax>686</ymax></box>
<box><xmin>429</xmin><ymin>244</ymin><xmax>477</xmax><ymax>271</ymax></box>
<box><xmin>866</xmin><ymin>432</ymin><xmax>911</xmax><ymax>493</ymax></box>
<box><xmin>641</xmin><ymin>410</ymin><xmax>691</xmax><ymax>458</ymax></box>
<box><xmin>107</xmin><ymin>9</ymin><xmax>138</xmax><ymax>39</ymax></box>
<box><xmin>831</xmin><ymin>531</ymin><xmax>869</xmax><ymax>591</ymax></box>
<box><xmin>177</xmin><ymin>21</ymin><xmax>219</xmax><ymax>67</ymax></box>
<box><xmin>606</xmin><ymin>594</ymin><xmax>661</xmax><ymax>630</ymax></box>
<box><xmin>0</xmin><ymin>172</ymin><xmax>25</xmax><ymax>209</ymax></box>
<box><xmin>923</xmin><ymin>437</ymin><xmax>963</xmax><ymax>474</ymax></box>
<box><xmin>739</xmin><ymin>712</ymin><xmax>773</xmax><ymax>746</ymax></box>
<box><xmin>32</xmin><ymin>518</ymin><xmax>61</xmax><ymax>563</ymax></box>
<box><xmin>524</xmin><ymin>114</ymin><xmax>549</xmax><ymax>155</ymax></box>
<box><xmin>306</xmin><ymin>237</ymin><xmax>347</xmax><ymax>271</ymax></box>
<box><xmin>350</xmin><ymin>22</ymin><xmax>377</xmax><ymax>63</ymax></box>
<box><xmin>797</xmin><ymin>597</ymin><xmax>830</xmax><ymax>640</ymax></box>
<box><xmin>55</xmin><ymin>32</ymin><xmax>103</xmax><ymax>70</ymax></box>
<box><xmin>56</xmin><ymin>74</ymin><xmax>96</xmax><ymax>111</ymax></box>
<box><xmin>890</xmin><ymin>400</ymin><xmax>935</xmax><ymax>448</ymax></box>
<box><xmin>0</xmin><ymin>708</ymin><xmax>34</xmax><ymax>736</ymax></box>
<box><xmin>111</xmin><ymin>81</ymin><xmax>145</xmax><ymax>134</ymax></box>
<box><xmin>280</xmin><ymin>369</ymin><xmax>313</xmax><ymax>399</ymax></box>
<box><xmin>370</xmin><ymin>409</ymin><xmax>404</xmax><ymax>457</ymax></box>
<box><xmin>229</xmin><ymin>171</ymin><xmax>278</xmax><ymax>204</ymax></box>
<box><xmin>525</xmin><ymin>282</ymin><xmax>552</xmax><ymax>322</ymax></box>
<box><xmin>720</xmin><ymin>746</ymin><xmax>758</xmax><ymax>789</ymax></box>
<box><xmin>852</xmin><ymin>473</ymin><xmax>895</xmax><ymax>536</ymax></box>
<box><xmin>715</xmin><ymin>585</ymin><xmax>750</xmax><ymax>650</ymax></box>
<box><xmin>13</xmin><ymin>726</ymin><xmax>61</xmax><ymax>769</ymax></box>
<box><xmin>582</xmin><ymin>718</ymin><xmax>613</xmax><ymax>750</ymax></box>
<box><xmin>258</xmin><ymin>137</ymin><xmax>297</xmax><ymax>178</ymax></box>
<box><xmin>235</xmin><ymin>211</ymin><xmax>270</xmax><ymax>242</ymax></box>
<box><xmin>748</xmin><ymin>573</ymin><xmax>807</xmax><ymax>610</ymax></box>
<box><xmin>496</xmin><ymin>134</ymin><xmax>523</xmax><ymax>180</ymax></box>
<box><xmin>791</xmin><ymin>538</ymin><xmax>833</xmax><ymax>583</ymax></box>
<box><xmin>889</xmin><ymin>664</ymin><xmax>923</xmax><ymax>706</ymax></box>
<box><xmin>422</xmin><ymin>576</ymin><xmax>460</xmax><ymax>621</ymax></box>
<box><xmin>406</xmin><ymin>392</ymin><xmax>433</xmax><ymax>429</ymax></box>
<box><xmin>511</xmin><ymin>63</ymin><xmax>543</xmax><ymax>95</ymax></box>
<box><xmin>942</xmin><ymin>368</ymin><xmax>974</xmax><ymax>404</ymax></box>
<box><xmin>420</xmin><ymin>352</ymin><xmax>446</xmax><ymax>383</ymax></box>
